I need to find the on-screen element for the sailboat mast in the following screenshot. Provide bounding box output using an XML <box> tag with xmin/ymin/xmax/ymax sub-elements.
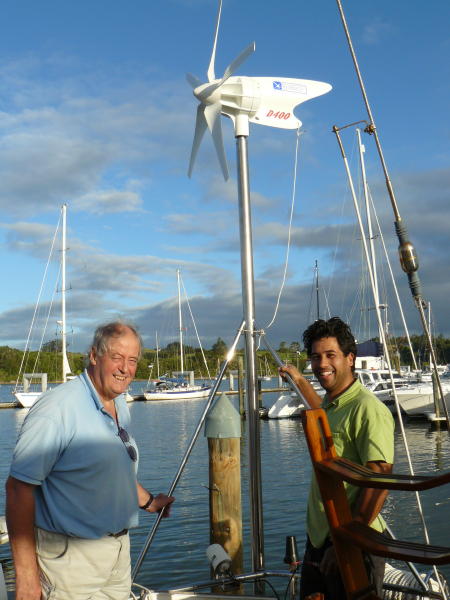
<box><xmin>357</xmin><ymin>130</ymin><xmax>380</xmax><ymax>310</ymax></box>
<box><xmin>61</xmin><ymin>204</ymin><xmax>71</xmax><ymax>383</ymax></box>
<box><xmin>156</xmin><ymin>331</ymin><xmax>160</xmax><ymax>379</ymax></box>
<box><xmin>428</xmin><ymin>302</ymin><xmax>432</xmax><ymax>370</ymax></box>
<box><xmin>357</xmin><ymin>129</ymin><xmax>384</xmax><ymax>339</ymax></box>
<box><xmin>314</xmin><ymin>260</ymin><xmax>320</xmax><ymax>320</ymax></box>
<box><xmin>177</xmin><ymin>269</ymin><xmax>184</xmax><ymax>375</ymax></box>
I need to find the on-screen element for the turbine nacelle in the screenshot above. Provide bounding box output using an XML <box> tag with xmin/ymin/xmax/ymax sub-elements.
<box><xmin>194</xmin><ymin>75</ymin><xmax>332</xmax><ymax>133</ymax></box>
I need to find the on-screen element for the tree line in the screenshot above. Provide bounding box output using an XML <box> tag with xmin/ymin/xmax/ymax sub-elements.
<box><xmin>1</xmin><ymin>334</ymin><xmax>449</xmax><ymax>384</ymax></box>
<box><xmin>0</xmin><ymin>337</ymin><xmax>301</xmax><ymax>383</ymax></box>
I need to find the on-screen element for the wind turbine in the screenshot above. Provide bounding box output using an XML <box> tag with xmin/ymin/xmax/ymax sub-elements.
<box><xmin>187</xmin><ymin>0</ymin><xmax>332</xmax><ymax>180</ymax></box>
<box><xmin>186</xmin><ymin>0</ymin><xmax>332</xmax><ymax>575</ymax></box>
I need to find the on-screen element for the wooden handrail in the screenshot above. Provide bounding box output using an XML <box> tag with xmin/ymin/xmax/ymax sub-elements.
<box><xmin>335</xmin><ymin>521</ymin><xmax>450</xmax><ymax>565</ymax></box>
<box><xmin>316</xmin><ymin>457</ymin><xmax>450</xmax><ymax>491</ymax></box>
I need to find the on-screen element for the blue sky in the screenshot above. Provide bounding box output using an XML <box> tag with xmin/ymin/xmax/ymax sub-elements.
<box><xmin>0</xmin><ymin>0</ymin><xmax>449</xmax><ymax>355</ymax></box>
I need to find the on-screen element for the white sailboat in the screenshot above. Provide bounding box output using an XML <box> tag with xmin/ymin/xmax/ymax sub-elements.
<box><xmin>13</xmin><ymin>380</ymin><xmax>47</xmax><ymax>409</ymax></box>
<box><xmin>143</xmin><ymin>382</ymin><xmax>211</xmax><ymax>401</ymax></box>
<box><xmin>259</xmin><ymin>356</ymin><xmax>272</xmax><ymax>381</ymax></box>
<box><xmin>14</xmin><ymin>204</ymin><xmax>73</xmax><ymax>408</ymax></box>
<box><xmin>267</xmin><ymin>392</ymin><xmax>304</xmax><ymax>419</ymax></box>
<box><xmin>143</xmin><ymin>270</ymin><xmax>211</xmax><ymax>401</ymax></box>
<box><xmin>383</xmin><ymin>306</ymin><xmax>450</xmax><ymax>418</ymax></box>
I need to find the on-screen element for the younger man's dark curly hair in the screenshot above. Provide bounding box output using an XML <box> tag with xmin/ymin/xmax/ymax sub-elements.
<box><xmin>303</xmin><ymin>317</ymin><xmax>357</xmax><ymax>360</ymax></box>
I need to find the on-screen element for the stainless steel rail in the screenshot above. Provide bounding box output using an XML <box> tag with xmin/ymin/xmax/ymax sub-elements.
<box><xmin>131</xmin><ymin>320</ymin><xmax>245</xmax><ymax>581</ymax></box>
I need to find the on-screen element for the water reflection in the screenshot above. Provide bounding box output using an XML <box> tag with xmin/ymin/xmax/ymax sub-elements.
<box><xmin>0</xmin><ymin>383</ymin><xmax>449</xmax><ymax>590</ymax></box>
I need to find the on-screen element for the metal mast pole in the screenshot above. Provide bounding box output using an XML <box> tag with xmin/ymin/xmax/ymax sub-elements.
<box><xmin>315</xmin><ymin>260</ymin><xmax>320</xmax><ymax>320</ymax></box>
<box><xmin>357</xmin><ymin>129</ymin><xmax>380</xmax><ymax>314</ymax></box>
<box><xmin>156</xmin><ymin>331</ymin><xmax>160</xmax><ymax>379</ymax></box>
<box><xmin>177</xmin><ymin>269</ymin><xmax>184</xmax><ymax>375</ymax></box>
<box><xmin>335</xmin><ymin>0</ymin><xmax>450</xmax><ymax>427</ymax></box>
<box><xmin>61</xmin><ymin>204</ymin><xmax>70</xmax><ymax>382</ymax></box>
<box><xmin>235</xmin><ymin>117</ymin><xmax>264</xmax><ymax>574</ymax></box>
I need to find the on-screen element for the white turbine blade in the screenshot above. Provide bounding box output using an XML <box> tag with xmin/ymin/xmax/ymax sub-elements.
<box><xmin>201</xmin><ymin>42</ymin><xmax>255</xmax><ymax>99</ymax></box>
<box><xmin>204</xmin><ymin>102</ymin><xmax>220</xmax><ymax>133</ymax></box>
<box><xmin>186</xmin><ymin>73</ymin><xmax>202</xmax><ymax>89</ymax></box>
<box><xmin>220</xmin><ymin>42</ymin><xmax>255</xmax><ymax>86</ymax></box>
<box><xmin>204</xmin><ymin>103</ymin><xmax>229</xmax><ymax>180</ymax></box>
<box><xmin>207</xmin><ymin>0</ymin><xmax>223</xmax><ymax>82</ymax></box>
<box><xmin>188</xmin><ymin>104</ymin><xmax>208</xmax><ymax>178</ymax></box>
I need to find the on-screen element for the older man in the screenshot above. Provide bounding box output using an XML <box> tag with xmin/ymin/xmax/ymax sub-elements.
<box><xmin>6</xmin><ymin>321</ymin><xmax>174</xmax><ymax>600</ymax></box>
<box><xmin>280</xmin><ymin>317</ymin><xmax>394</xmax><ymax>600</ymax></box>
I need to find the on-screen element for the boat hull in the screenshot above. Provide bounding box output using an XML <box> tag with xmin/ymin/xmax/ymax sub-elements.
<box><xmin>388</xmin><ymin>382</ymin><xmax>450</xmax><ymax>416</ymax></box>
<box><xmin>268</xmin><ymin>393</ymin><xmax>304</xmax><ymax>419</ymax></box>
<box><xmin>14</xmin><ymin>391</ymin><xmax>42</xmax><ymax>408</ymax></box>
<box><xmin>143</xmin><ymin>386</ymin><xmax>211</xmax><ymax>401</ymax></box>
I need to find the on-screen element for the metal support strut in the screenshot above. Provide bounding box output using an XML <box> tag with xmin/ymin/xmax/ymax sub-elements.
<box><xmin>236</xmin><ymin>133</ymin><xmax>265</xmax><ymax>576</ymax></box>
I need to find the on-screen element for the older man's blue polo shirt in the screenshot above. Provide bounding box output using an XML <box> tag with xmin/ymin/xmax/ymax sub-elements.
<box><xmin>10</xmin><ymin>370</ymin><xmax>139</xmax><ymax>539</ymax></box>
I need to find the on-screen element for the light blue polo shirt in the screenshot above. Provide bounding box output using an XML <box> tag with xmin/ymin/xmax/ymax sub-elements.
<box><xmin>10</xmin><ymin>370</ymin><xmax>139</xmax><ymax>539</ymax></box>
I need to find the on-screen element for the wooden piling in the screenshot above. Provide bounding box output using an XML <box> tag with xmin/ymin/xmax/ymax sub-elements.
<box><xmin>205</xmin><ymin>394</ymin><xmax>243</xmax><ymax>580</ymax></box>
<box><xmin>208</xmin><ymin>437</ymin><xmax>243</xmax><ymax>577</ymax></box>
<box><xmin>432</xmin><ymin>371</ymin><xmax>441</xmax><ymax>422</ymax></box>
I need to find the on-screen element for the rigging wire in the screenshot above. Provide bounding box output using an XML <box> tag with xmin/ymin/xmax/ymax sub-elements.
<box><xmin>180</xmin><ymin>274</ymin><xmax>212</xmax><ymax>380</ymax></box>
<box><xmin>264</xmin><ymin>126</ymin><xmax>301</xmax><ymax>330</ymax></box>
<box><xmin>369</xmin><ymin>190</ymin><xmax>418</xmax><ymax>370</ymax></box>
<box><xmin>14</xmin><ymin>212</ymin><xmax>62</xmax><ymax>392</ymax></box>
<box><xmin>346</xmin><ymin>242</ymin><xmax>365</xmax><ymax>334</ymax></box>
<box><xmin>30</xmin><ymin>262</ymin><xmax>60</xmax><ymax>379</ymax></box>
<box><xmin>306</xmin><ymin>268</ymin><xmax>315</xmax><ymax>324</ymax></box>
<box><xmin>322</xmin><ymin>287</ymin><xmax>332</xmax><ymax>320</ymax></box>
<box><xmin>329</xmin><ymin>132</ymin><xmax>359</xmax><ymax>320</ymax></box>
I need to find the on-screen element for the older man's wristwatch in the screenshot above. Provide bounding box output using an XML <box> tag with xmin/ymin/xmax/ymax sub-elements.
<box><xmin>140</xmin><ymin>493</ymin><xmax>154</xmax><ymax>510</ymax></box>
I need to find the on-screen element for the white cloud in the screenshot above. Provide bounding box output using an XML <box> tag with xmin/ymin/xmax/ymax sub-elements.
<box><xmin>164</xmin><ymin>211</ymin><xmax>231</xmax><ymax>235</ymax></box>
<box><xmin>254</xmin><ymin>221</ymin><xmax>357</xmax><ymax>250</ymax></box>
<box><xmin>74</xmin><ymin>189</ymin><xmax>144</xmax><ymax>214</ymax></box>
<box><xmin>204</xmin><ymin>175</ymin><xmax>274</xmax><ymax>208</ymax></box>
<box><xmin>1</xmin><ymin>221</ymin><xmax>60</xmax><ymax>259</ymax></box>
<box><xmin>361</xmin><ymin>19</ymin><xmax>393</xmax><ymax>45</ymax></box>
<box><xmin>0</xmin><ymin>58</ymin><xmax>194</xmax><ymax>218</ymax></box>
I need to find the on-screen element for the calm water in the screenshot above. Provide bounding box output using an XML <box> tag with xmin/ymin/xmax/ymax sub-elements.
<box><xmin>1</xmin><ymin>381</ymin><xmax>450</xmax><ymax>593</ymax></box>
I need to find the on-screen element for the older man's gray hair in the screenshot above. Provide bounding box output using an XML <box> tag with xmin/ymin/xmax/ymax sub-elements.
<box><xmin>89</xmin><ymin>321</ymin><xmax>143</xmax><ymax>359</ymax></box>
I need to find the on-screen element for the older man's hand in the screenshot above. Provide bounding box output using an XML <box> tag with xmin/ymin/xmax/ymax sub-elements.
<box><xmin>146</xmin><ymin>493</ymin><xmax>175</xmax><ymax>518</ymax></box>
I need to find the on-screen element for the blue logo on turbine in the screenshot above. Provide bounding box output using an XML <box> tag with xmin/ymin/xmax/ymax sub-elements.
<box><xmin>273</xmin><ymin>81</ymin><xmax>282</xmax><ymax>90</ymax></box>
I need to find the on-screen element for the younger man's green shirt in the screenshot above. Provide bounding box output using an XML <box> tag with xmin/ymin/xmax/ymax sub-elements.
<box><xmin>307</xmin><ymin>379</ymin><xmax>395</xmax><ymax>548</ymax></box>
